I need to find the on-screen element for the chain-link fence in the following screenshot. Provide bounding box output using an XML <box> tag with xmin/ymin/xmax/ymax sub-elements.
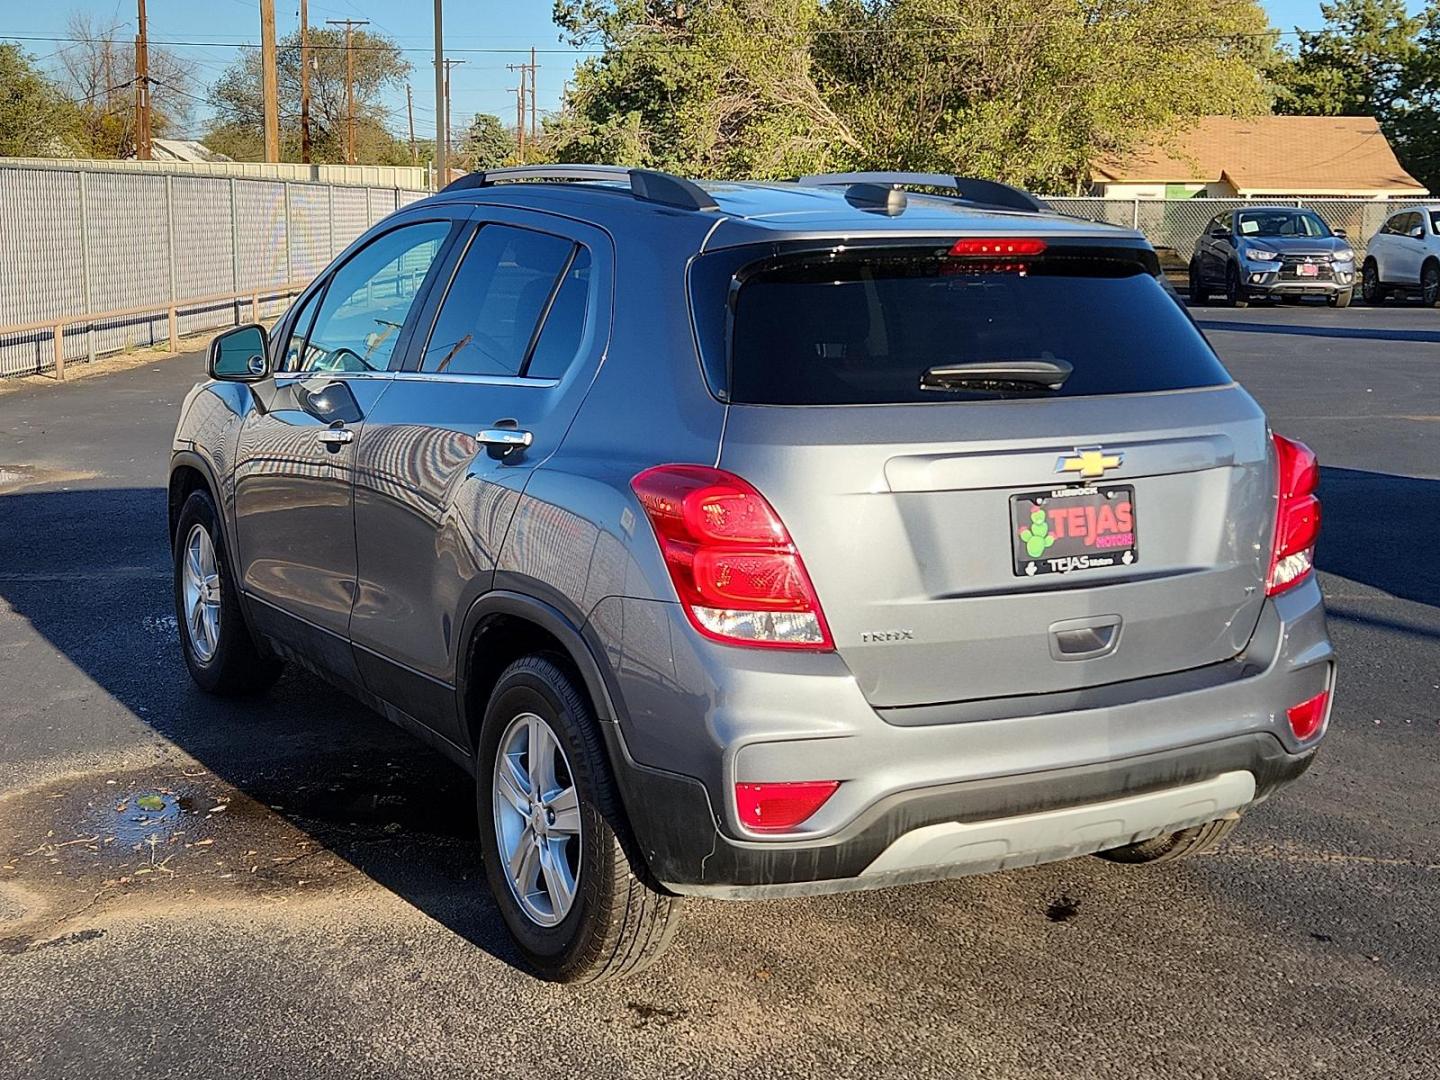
<box><xmin>1046</xmin><ymin>196</ymin><xmax>1428</xmax><ymax>265</ymax></box>
<box><xmin>0</xmin><ymin>164</ymin><xmax>429</xmax><ymax>379</ymax></box>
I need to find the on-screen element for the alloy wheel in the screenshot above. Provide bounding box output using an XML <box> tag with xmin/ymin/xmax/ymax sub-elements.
<box><xmin>492</xmin><ymin>711</ymin><xmax>583</xmax><ymax>927</ymax></box>
<box><xmin>181</xmin><ymin>523</ymin><xmax>222</xmax><ymax>663</ymax></box>
<box><xmin>1424</xmin><ymin>265</ymin><xmax>1439</xmax><ymax>306</ymax></box>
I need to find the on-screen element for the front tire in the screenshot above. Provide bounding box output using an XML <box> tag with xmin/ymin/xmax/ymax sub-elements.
<box><xmin>173</xmin><ymin>489</ymin><xmax>281</xmax><ymax>696</ymax></box>
<box><xmin>1328</xmin><ymin>288</ymin><xmax>1353</xmax><ymax>308</ymax></box>
<box><xmin>1226</xmin><ymin>265</ymin><xmax>1250</xmax><ymax>308</ymax></box>
<box><xmin>1361</xmin><ymin>259</ymin><xmax>1387</xmax><ymax>304</ymax></box>
<box><xmin>476</xmin><ymin>655</ymin><xmax>681</xmax><ymax>983</ymax></box>
<box><xmin>1187</xmin><ymin>261</ymin><xmax>1209</xmax><ymax>305</ymax></box>
<box><xmin>1095</xmin><ymin>816</ymin><xmax>1241</xmax><ymax>865</ymax></box>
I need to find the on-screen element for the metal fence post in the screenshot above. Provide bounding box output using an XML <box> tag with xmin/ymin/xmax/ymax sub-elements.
<box><xmin>77</xmin><ymin>170</ymin><xmax>94</xmax><ymax>367</ymax></box>
<box><xmin>166</xmin><ymin>174</ymin><xmax>178</xmax><ymax>351</ymax></box>
<box><xmin>230</xmin><ymin>177</ymin><xmax>241</xmax><ymax>326</ymax></box>
<box><xmin>1132</xmin><ymin>199</ymin><xmax>1140</xmax><ymax>230</ymax></box>
<box><xmin>283</xmin><ymin>181</ymin><xmax>293</xmax><ymax>294</ymax></box>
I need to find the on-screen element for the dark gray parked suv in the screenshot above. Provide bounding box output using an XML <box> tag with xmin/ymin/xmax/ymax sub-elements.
<box><xmin>1189</xmin><ymin>206</ymin><xmax>1356</xmax><ymax>307</ymax></box>
<box><xmin>170</xmin><ymin>167</ymin><xmax>1334</xmax><ymax>982</ymax></box>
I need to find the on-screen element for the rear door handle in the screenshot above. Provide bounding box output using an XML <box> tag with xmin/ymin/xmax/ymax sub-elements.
<box><xmin>476</xmin><ymin>427</ymin><xmax>533</xmax><ymax>459</ymax></box>
<box><xmin>316</xmin><ymin>428</ymin><xmax>354</xmax><ymax>446</ymax></box>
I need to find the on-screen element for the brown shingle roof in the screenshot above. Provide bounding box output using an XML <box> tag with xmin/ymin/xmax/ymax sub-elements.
<box><xmin>1093</xmin><ymin>116</ymin><xmax>1427</xmax><ymax>195</ymax></box>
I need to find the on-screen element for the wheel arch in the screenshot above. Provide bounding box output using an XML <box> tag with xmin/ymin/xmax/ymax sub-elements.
<box><xmin>456</xmin><ymin>590</ymin><xmax>622</xmax><ymax>755</ymax></box>
<box><xmin>168</xmin><ymin>451</ymin><xmax>223</xmax><ymax>551</ymax></box>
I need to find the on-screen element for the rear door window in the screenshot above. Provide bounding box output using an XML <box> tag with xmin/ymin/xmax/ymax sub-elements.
<box><xmin>691</xmin><ymin>244</ymin><xmax>1232</xmax><ymax>406</ymax></box>
<box><xmin>420</xmin><ymin>224</ymin><xmax>578</xmax><ymax>377</ymax></box>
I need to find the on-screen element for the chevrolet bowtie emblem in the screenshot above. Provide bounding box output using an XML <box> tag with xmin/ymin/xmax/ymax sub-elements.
<box><xmin>1056</xmin><ymin>447</ymin><xmax>1124</xmax><ymax>479</ymax></box>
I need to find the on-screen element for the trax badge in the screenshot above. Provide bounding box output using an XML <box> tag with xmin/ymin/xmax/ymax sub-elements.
<box><xmin>1056</xmin><ymin>447</ymin><xmax>1123</xmax><ymax>479</ymax></box>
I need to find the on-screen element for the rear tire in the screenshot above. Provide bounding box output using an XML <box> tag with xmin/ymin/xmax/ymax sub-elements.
<box><xmin>1328</xmin><ymin>288</ymin><xmax>1352</xmax><ymax>308</ymax></box>
<box><xmin>1095</xmin><ymin>816</ymin><xmax>1241</xmax><ymax>865</ymax></box>
<box><xmin>1361</xmin><ymin>259</ymin><xmax>1387</xmax><ymax>304</ymax></box>
<box><xmin>1226</xmin><ymin>265</ymin><xmax>1249</xmax><ymax>308</ymax></box>
<box><xmin>173</xmin><ymin>489</ymin><xmax>282</xmax><ymax>696</ymax></box>
<box><xmin>1422</xmin><ymin>261</ymin><xmax>1440</xmax><ymax>308</ymax></box>
<box><xmin>1187</xmin><ymin>261</ymin><xmax>1208</xmax><ymax>305</ymax></box>
<box><xmin>476</xmin><ymin>655</ymin><xmax>681</xmax><ymax>983</ymax></box>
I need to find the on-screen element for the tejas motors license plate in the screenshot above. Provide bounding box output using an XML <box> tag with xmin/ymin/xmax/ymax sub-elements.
<box><xmin>1011</xmin><ymin>485</ymin><xmax>1137</xmax><ymax>577</ymax></box>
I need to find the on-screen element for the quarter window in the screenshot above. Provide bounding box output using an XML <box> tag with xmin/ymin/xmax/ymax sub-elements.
<box><xmin>421</xmin><ymin>224</ymin><xmax>582</xmax><ymax>377</ymax></box>
<box><xmin>300</xmin><ymin>221</ymin><xmax>450</xmax><ymax>373</ymax></box>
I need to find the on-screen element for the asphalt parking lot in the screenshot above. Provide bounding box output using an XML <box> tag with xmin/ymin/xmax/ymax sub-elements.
<box><xmin>0</xmin><ymin>301</ymin><xmax>1436</xmax><ymax>1080</ymax></box>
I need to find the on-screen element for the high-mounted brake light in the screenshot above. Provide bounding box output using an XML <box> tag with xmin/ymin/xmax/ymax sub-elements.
<box><xmin>1267</xmin><ymin>434</ymin><xmax>1321</xmax><ymax>596</ymax></box>
<box><xmin>631</xmin><ymin>465</ymin><xmax>833</xmax><ymax>650</ymax></box>
<box><xmin>949</xmin><ymin>237</ymin><xmax>1047</xmax><ymax>257</ymax></box>
<box><xmin>735</xmin><ymin>781</ymin><xmax>840</xmax><ymax>832</ymax></box>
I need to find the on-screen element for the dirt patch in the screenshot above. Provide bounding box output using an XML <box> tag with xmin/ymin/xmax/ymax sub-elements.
<box><xmin>0</xmin><ymin>754</ymin><xmax>478</xmax><ymax>949</ymax></box>
<box><xmin>0</xmin><ymin>464</ymin><xmax>98</xmax><ymax>493</ymax></box>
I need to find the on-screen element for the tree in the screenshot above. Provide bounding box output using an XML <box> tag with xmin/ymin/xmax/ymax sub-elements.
<box><xmin>1275</xmin><ymin>0</ymin><xmax>1421</xmax><ymax>116</ymax></box>
<box><xmin>1389</xmin><ymin>1</ymin><xmax>1440</xmax><ymax>192</ymax></box>
<box><xmin>52</xmin><ymin>12</ymin><xmax>193</xmax><ymax>157</ymax></box>
<box><xmin>458</xmin><ymin>112</ymin><xmax>517</xmax><ymax>169</ymax></box>
<box><xmin>205</xmin><ymin>25</ymin><xmax>411</xmax><ymax>164</ymax></box>
<box><xmin>549</xmin><ymin>0</ymin><xmax>1277</xmax><ymax>191</ymax></box>
<box><xmin>0</xmin><ymin>44</ymin><xmax>79</xmax><ymax>156</ymax></box>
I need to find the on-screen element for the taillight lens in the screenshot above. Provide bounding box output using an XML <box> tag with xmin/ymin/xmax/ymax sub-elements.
<box><xmin>948</xmin><ymin>237</ymin><xmax>1047</xmax><ymax>257</ymax></box>
<box><xmin>1267</xmin><ymin>434</ymin><xmax>1321</xmax><ymax>596</ymax></box>
<box><xmin>631</xmin><ymin>465</ymin><xmax>833</xmax><ymax>650</ymax></box>
<box><xmin>1287</xmin><ymin>689</ymin><xmax>1330</xmax><ymax>741</ymax></box>
<box><xmin>735</xmin><ymin>781</ymin><xmax>839</xmax><ymax>832</ymax></box>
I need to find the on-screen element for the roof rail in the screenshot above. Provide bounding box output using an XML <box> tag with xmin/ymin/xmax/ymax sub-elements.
<box><xmin>793</xmin><ymin>172</ymin><xmax>1047</xmax><ymax>214</ymax></box>
<box><xmin>441</xmin><ymin>165</ymin><xmax>719</xmax><ymax>212</ymax></box>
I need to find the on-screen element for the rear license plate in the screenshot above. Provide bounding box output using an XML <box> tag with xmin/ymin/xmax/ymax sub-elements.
<box><xmin>1011</xmin><ymin>486</ymin><xmax>1137</xmax><ymax>577</ymax></box>
<box><xmin>1297</xmin><ymin>263</ymin><xmax>1319</xmax><ymax>277</ymax></box>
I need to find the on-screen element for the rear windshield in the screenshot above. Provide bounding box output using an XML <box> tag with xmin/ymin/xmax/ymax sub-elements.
<box><xmin>690</xmin><ymin>244</ymin><xmax>1231</xmax><ymax>406</ymax></box>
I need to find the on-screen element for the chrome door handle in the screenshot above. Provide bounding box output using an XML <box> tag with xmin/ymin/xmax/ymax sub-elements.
<box><xmin>476</xmin><ymin>428</ymin><xmax>533</xmax><ymax>455</ymax></box>
<box><xmin>316</xmin><ymin>428</ymin><xmax>354</xmax><ymax>446</ymax></box>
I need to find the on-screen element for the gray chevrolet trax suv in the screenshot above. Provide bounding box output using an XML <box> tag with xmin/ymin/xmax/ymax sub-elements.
<box><xmin>170</xmin><ymin>167</ymin><xmax>1334</xmax><ymax>983</ymax></box>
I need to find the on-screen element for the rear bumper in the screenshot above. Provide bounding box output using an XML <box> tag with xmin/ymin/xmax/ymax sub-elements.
<box><xmin>612</xmin><ymin>732</ymin><xmax>1314</xmax><ymax>898</ymax></box>
<box><xmin>591</xmin><ymin>574</ymin><xmax>1334</xmax><ymax>898</ymax></box>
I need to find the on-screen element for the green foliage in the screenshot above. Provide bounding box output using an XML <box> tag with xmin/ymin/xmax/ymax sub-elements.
<box><xmin>1275</xmin><ymin>0</ymin><xmax>1440</xmax><ymax>194</ymax></box>
<box><xmin>205</xmin><ymin>26</ymin><xmax>412</xmax><ymax>164</ymax></box>
<box><xmin>459</xmin><ymin>113</ymin><xmax>517</xmax><ymax>169</ymax></box>
<box><xmin>0</xmin><ymin>44</ymin><xmax>79</xmax><ymax>157</ymax></box>
<box><xmin>550</xmin><ymin>0</ymin><xmax>1276</xmax><ymax>190</ymax></box>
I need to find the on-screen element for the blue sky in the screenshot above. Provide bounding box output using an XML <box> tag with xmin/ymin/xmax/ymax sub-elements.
<box><xmin>1</xmin><ymin>1</ymin><xmax>1426</xmax><ymax>142</ymax></box>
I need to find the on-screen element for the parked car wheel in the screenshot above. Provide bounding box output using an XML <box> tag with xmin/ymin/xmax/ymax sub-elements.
<box><xmin>1225</xmin><ymin>265</ymin><xmax>1249</xmax><ymax>308</ymax></box>
<box><xmin>476</xmin><ymin>655</ymin><xmax>681</xmax><ymax>983</ymax></box>
<box><xmin>1328</xmin><ymin>288</ymin><xmax>1353</xmax><ymax>309</ymax></box>
<box><xmin>173</xmin><ymin>489</ymin><xmax>282</xmax><ymax>696</ymax></box>
<box><xmin>1360</xmin><ymin>259</ymin><xmax>1388</xmax><ymax>304</ymax></box>
<box><xmin>1423</xmin><ymin>261</ymin><xmax>1440</xmax><ymax>308</ymax></box>
<box><xmin>1187</xmin><ymin>261</ymin><xmax>1208</xmax><ymax>305</ymax></box>
<box><xmin>1095</xmin><ymin>816</ymin><xmax>1241</xmax><ymax>865</ymax></box>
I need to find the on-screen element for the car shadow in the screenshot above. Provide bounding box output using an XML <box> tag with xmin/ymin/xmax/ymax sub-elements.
<box><xmin>1193</xmin><ymin>318</ymin><xmax>1440</xmax><ymax>345</ymax></box>
<box><xmin>0</xmin><ymin>484</ymin><xmax>526</xmax><ymax>973</ymax></box>
<box><xmin>1318</xmin><ymin>467</ymin><xmax>1440</xmax><ymax>614</ymax></box>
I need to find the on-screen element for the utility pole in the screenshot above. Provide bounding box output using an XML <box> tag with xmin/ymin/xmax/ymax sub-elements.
<box><xmin>134</xmin><ymin>0</ymin><xmax>151</xmax><ymax>160</ymax></box>
<box><xmin>299</xmin><ymin>0</ymin><xmax>311</xmax><ymax>163</ymax></box>
<box><xmin>529</xmin><ymin>46</ymin><xmax>539</xmax><ymax>146</ymax></box>
<box><xmin>327</xmin><ymin>18</ymin><xmax>369</xmax><ymax>165</ymax></box>
<box><xmin>443</xmin><ymin>58</ymin><xmax>464</xmax><ymax>161</ymax></box>
<box><xmin>433</xmin><ymin>0</ymin><xmax>446</xmax><ymax>184</ymax></box>
<box><xmin>406</xmin><ymin>84</ymin><xmax>417</xmax><ymax>165</ymax></box>
<box><xmin>507</xmin><ymin>63</ymin><xmax>526</xmax><ymax>162</ymax></box>
<box><xmin>260</xmin><ymin>0</ymin><xmax>280</xmax><ymax>163</ymax></box>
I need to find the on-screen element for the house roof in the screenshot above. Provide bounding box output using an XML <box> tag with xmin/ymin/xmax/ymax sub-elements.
<box><xmin>1092</xmin><ymin>116</ymin><xmax>1428</xmax><ymax>196</ymax></box>
<box><xmin>149</xmin><ymin>139</ymin><xmax>232</xmax><ymax>164</ymax></box>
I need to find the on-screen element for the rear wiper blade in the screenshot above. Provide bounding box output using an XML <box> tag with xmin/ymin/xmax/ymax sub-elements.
<box><xmin>920</xmin><ymin>358</ymin><xmax>1074</xmax><ymax>394</ymax></box>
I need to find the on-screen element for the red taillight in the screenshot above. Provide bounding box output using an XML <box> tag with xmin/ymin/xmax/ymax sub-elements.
<box><xmin>631</xmin><ymin>465</ymin><xmax>833</xmax><ymax>650</ymax></box>
<box><xmin>1267</xmin><ymin>433</ymin><xmax>1321</xmax><ymax>596</ymax></box>
<box><xmin>1287</xmin><ymin>689</ymin><xmax>1330</xmax><ymax>741</ymax></box>
<box><xmin>735</xmin><ymin>781</ymin><xmax>839</xmax><ymax>832</ymax></box>
<box><xmin>948</xmin><ymin>237</ymin><xmax>1047</xmax><ymax>257</ymax></box>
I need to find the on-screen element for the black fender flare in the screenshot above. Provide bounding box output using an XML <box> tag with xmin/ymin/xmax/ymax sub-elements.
<box><xmin>454</xmin><ymin>589</ymin><xmax>623</xmax><ymax>736</ymax></box>
<box><xmin>168</xmin><ymin>449</ymin><xmax>227</xmax><ymax>550</ymax></box>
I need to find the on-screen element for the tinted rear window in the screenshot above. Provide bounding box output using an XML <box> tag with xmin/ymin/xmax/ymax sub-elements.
<box><xmin>691</xmin><ymin>245</ymin><xmax>1231</xmax><ymax>405</ymax></box>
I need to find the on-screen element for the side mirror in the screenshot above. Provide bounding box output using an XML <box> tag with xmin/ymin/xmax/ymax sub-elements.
<box><xmin>209</xmin><ymin>324</ymin><xmax>271</xmax><ymax>382</ymax></box>
<box><xmin>1333</xmin><ymin>228</ymin><xmax>1347</xmax><ymax>239</ymax></box>
<box><xmin>1411</xmin><ymin>226</ymin><xmax>1425</xmax><ymax>239</ymax></box>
